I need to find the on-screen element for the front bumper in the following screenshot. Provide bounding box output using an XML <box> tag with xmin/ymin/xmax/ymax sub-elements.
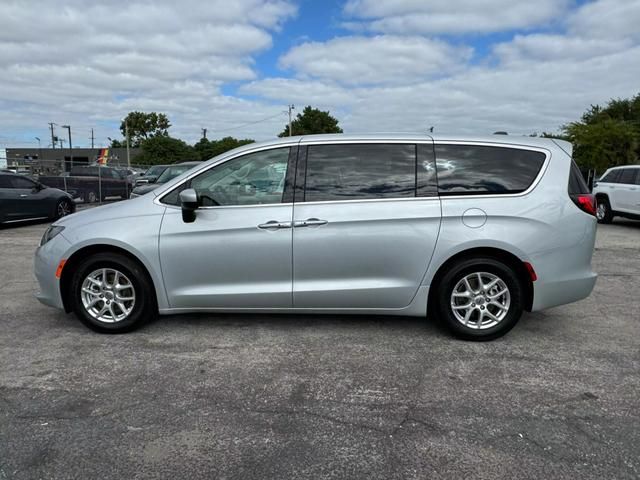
<box><xmin>34</xmin><ymin>233</ymin><xmax>72</xmax><ymax>311</ymax></box>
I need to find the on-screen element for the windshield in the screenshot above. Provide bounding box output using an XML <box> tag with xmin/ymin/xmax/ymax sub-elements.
<box><xmin>156</xmin><ymin>164</ymin><xmax>194</xmax><ymax>183</ymax></box>
<box><xmin>144</xmin><ymin>165</ymin><xmax>166</xmax><ymax>177</ymax></box>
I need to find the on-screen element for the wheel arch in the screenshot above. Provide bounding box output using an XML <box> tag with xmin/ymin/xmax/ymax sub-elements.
<box><xmin>426</xmin><ymin>246</ymin><xmax>534</xmax><ymax>315</ymax></box>
<box><xmin>60</xmin><ymin>244</ymin><xmax>159</xmax><ymax>313</ymax></box>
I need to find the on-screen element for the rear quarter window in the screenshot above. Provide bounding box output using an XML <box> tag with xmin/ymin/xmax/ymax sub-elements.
<box><xmin>568</xmin><ymin>161</ymin><xmax>590</xmax><ymax>194</ymax></box>
<box><xmin>435</xmin><ymin>144</ymin><xmax>546</xmax><ymax>195</ymax></box>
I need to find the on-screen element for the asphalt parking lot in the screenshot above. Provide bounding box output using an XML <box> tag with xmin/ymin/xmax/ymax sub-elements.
<box><xmin>1</xmin><ymin>218</ymin><xmax>639</xmax><ymax>480</ymax></box>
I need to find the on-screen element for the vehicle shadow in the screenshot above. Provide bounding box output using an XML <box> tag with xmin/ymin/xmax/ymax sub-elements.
<box><xmin>0</xmin><ymin>218</ymin><xmax>51</xmax><ymax>229</ymax></box>
<box><xmin>611</xmin><ymin>219</ymin><xmax>640</xmax><ymax>229</ymax></box>
<box><xmin>150</xmin><ymin>311</ymin><xmax>448</xmax><ymax>337</ymax></box>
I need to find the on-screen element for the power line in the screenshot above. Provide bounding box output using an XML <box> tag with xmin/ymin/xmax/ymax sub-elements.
<box><xmin>212</xmin><ymin>112</ymin><xmax>286</xmax><ymax>133</ymax></box>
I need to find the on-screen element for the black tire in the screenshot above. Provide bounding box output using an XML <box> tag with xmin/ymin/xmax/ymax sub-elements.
<box><xmin>435</xmin><ymin>257</ymin><xmax>524</xmax><ymax>341</ymax></box>
<box><xmin>53</xmin><ymin>198</ymin><xmax>73</xmax><ymax>220</ymax></box>
<box><xmin>84</xmin><ymin>190</ymin><xmax>97</xmax><ymax>203</ymax></box>
<box><xmin>69</xmin><ymin>252</ymin><xmax>156</xmax><ymax>333</ymax></box>
<box><xmin>596</xmin><ymin>197</ymin><xmax>613</xmax><ymax>224</ymax></box>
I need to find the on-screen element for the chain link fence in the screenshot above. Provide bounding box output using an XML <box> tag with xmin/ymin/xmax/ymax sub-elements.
<box><xmin>3</xmin><ymin>158</ymin><xmax>157</xmax><ymax>205</ymax></box>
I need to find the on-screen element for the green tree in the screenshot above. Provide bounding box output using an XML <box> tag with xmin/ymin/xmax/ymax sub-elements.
<box><xmin>120</xmin><ymin>111</ymin><xmax>171</xmax><ymax>147</ymax></box>
<box><xmin>562</xmin><ymin>93</ymin><xmax>640</xmax><ymax>172</ymax></box>
<box><xmin>194</xmin><ymin>136</ymin><xmax>254</xmax><ymax>161</ymax></box>
<box><xmin>136</xmin><ymin>136</ymin><xmax>195</xmax><ymax>165</ymax></box>
<box><xmin>564</xmin><ymin>119</ymin><xmax>637</xmax><ymax>172</ymax></box>
<box><xmin>278</xmin><ymin>106</ymin><xmax>343</xmax><ymax>137</ymax></box>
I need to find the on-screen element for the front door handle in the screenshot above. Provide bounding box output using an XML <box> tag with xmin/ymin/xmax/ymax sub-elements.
<box><xmin>19</xmin><ymin>194</ymin><xmax>28</xmax><ymax>197</ymax></box>
<box><xmin>257</xmin><ymin>220</ymin><xmax>292</xmax><ymax>230</ymax></box>
<box><xmin>293</xmin><ymin>218</ymin><xmax>328</xmax><ymax>227</ymax></box>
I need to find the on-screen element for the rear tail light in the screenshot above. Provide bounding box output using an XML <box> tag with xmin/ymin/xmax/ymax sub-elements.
<box><xmin>571</xmin><ymin>194</ymin><xmax>596</xmax><ymax>217</ymax></box>
<box><xmin>523</xmin><ymin>262</ymin><xmax>537</xmax><ymax>281</ymax></box>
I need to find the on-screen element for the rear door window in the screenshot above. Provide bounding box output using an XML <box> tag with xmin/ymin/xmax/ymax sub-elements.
<box><xmin>0</xmin><ymin>175</ymin><xmax>11</xmax><ymax>188</ymax></box>
<box><xmin>435</xmin><ymin>144</ymin><xmax>546</xmax><ymax>195</ymax></box>
<box><xmin>303</xmin><ymin>144</ymin><xmax>416</xmax><ymax>202</ymax></box>
<box><xmin>618</xmin><ymin>168</ymin><xmax>637</xmax><ymax>185</ymax></box>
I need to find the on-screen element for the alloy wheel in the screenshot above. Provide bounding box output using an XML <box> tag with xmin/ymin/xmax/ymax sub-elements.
<box><xmin>450</xmin><ymin>272</ymin><xmax>511</xmax><ymax>330</ymax></box>
<box><xmin>80</xmin><ymin>268</ymin><xmax>136</xmax><ymax>323</ymax></box>
<box><xmin>57</xmin><ymin>201</ymin><xmax>71</xmax><ymax>217</ymax></box>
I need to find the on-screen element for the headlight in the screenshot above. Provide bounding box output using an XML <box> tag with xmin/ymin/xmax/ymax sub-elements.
<box><xmin>40</xmin><ymin>225</ymin><xmax>65</xmax><ymax>246</ymax></box>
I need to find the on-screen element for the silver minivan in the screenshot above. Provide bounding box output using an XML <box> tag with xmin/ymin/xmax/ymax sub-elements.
<box><xmin>34</xmin><ymin>134</ymin><xmax>598</xmax><ymax>340</ymax></box>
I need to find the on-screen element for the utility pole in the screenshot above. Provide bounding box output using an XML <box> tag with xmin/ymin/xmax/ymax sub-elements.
<box><xmin>49</xmin><ymin>123</ymin><xmax>56</xmax><ymax>149</ymax></box>
<box><xmin>90</xmin><ymin>128</ymin><xmax>95</xmax><ymax>149</ymax></box>
<box><xmin>125</xmin><ymin>121</ymin><xmax>131</xmax><ymax>169</ymax></box>
<box><xmin>288</xmin><ymin>104</ymin><xmax>295</xmax><ymax>137</ymax></box>
<box><xmin>201</xmin><ymin>128</ymin><xmax>207</xmax><ymax>139</ymax></box>
<box><xmin>62</xmin><ymin>125</ymin><xmax>73</xmax><ymax>170</ymax></box>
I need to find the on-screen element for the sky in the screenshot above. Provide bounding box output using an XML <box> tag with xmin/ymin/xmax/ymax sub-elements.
<box><xmin>1</xmin><ymin>0</ymin><xmax>639</xmax><ymax>148</ymax></box>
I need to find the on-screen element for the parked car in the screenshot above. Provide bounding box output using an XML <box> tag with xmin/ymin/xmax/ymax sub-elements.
<box><xmin>0</xmin><ymin>172</ymin><xmax>75</xmax><ymax>224</ymax></box>
<box><xmin>592</xmin><ymin>165</ymin><xmax>640</xmax><ymax>223</ymax></box>
<box><xmin>34</xmin><ymin>134</ymin><xmax>597</xmax><ymax>340</ymax></box>
<box><xmin>39</xmin><ymin>165</ymin><xmax>131</xmax><ymax>203</ymax></box>
<box><xmin>134</xmin><ymin>165</ymin><xmax>169</xmax><ymax>186</ymax></box>
<box><xmin>130</xmin><ymin>162</ymin><xmax>201</xmax><ymax>198</ymax></box>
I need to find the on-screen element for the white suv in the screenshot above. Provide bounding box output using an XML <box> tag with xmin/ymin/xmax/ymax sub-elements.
<box><xmin>593</xmin><ymin>165</ymin><xmax>640</xmax><ymax>223</ymax></box>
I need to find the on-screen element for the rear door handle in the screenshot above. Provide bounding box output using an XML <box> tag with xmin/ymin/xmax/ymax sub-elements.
<box><xmin>19</xmin><ymin>194</ymin><xmax>28</xmax><ymax>197</ymax></box>
<box><xmin>257</xmin><ymin>220</ymin><xmax>292</xmax><ymax>230</ymax></box>
<box><xmin>293</xmin><ymin>218</ymin><xmax>328</xmax><ymax>228</ymax></box>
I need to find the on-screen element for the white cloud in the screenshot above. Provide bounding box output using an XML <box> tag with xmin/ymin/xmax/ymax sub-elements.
<box><xmin>568</xmin><ymin>0</ymin><xmax>640</xmax><ymax>40</ymax></box>
<box><xmin>247</xmin><ymin>0</ymin><xmax>640</xmax><ymax>136</ymax></box>
<box><xmin>493</xmin><ymin>34</ymin><xmax>632</xmax><ymax>63</ymax></box>
<box><xmin>0</xmin><ymin>0</ymin><xmax>297</xmax><ymax>147</ymax></box>
<box><xmin>1</xmin><ymin>0</ymin><xmax>640</xmax><ymax>149</ymax></box>
<box><xmin>279</xmin><ymin>35</ymin><xmax>472</xmax><ymax>85</ymax></box>
<box><xmin>343</xmin><ymin>0</ymin><xmax>571</xmax><ymax>34</ymax></box>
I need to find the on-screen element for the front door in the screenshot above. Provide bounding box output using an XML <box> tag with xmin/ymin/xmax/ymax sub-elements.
<box><xmin>1</xmin><ymin>175</ymin><xmax>50</xmax><ymax>220</ymax></box>
<box><xmin>159</xmin><ymin>146</ymin><xmax>295</xmax><ymax>309</ymax></box>
<box><xmin>292</xmin><ymin>142</ymin><xmax>441</xmax><ymax>309</ymax></box>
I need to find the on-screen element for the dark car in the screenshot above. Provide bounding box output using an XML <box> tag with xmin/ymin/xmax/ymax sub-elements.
<box><xmin>130</xmin><ymin>162</ymin><xmax>200</xmax><ymax>197</ymax></box>
<box><xmin>39</xmin><ymin>166</ymin><xmax>131</xmax><ymax>203</ymax></box>
<box><xmin>0</xmin><ymin>172</ymin><xmax>75</xmax><ymax>224</ymax></box>
<box><xmin>134</xmin><ymin>165</ymin><xmax>170</xmax><ymax>186</ymax></box>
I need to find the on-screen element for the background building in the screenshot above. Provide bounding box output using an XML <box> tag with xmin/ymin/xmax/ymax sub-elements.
<box><xmin>4</xmin><ymin>147</ymin><xmax>142</xmax><ymax>175</ymax></box>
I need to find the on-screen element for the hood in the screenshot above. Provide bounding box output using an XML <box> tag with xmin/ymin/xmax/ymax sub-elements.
<box><xmin>132</xmin><ymin>182</ymin><xmax>162</xmax><ymax>195</ymax></box>
<box><xmin>53</xmin><ymin>194</ymin><xmax>162</xmax><ymax>229</ymax></box>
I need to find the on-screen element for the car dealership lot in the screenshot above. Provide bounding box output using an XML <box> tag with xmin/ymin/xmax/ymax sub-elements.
<box><xmin>1</xmin><ymin>220</ymin><xmax>638</xmax><ymax>479</ymax></box>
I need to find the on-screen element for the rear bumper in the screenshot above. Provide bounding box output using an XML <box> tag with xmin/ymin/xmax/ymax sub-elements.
<box><xmin>531</xmin><ymin>272</ymin><xmax>597</xmax><ymax>311</ymax></box>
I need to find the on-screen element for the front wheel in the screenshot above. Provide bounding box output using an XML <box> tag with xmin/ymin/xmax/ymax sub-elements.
<box><xmin>435</xmin><ymin>257</ymin><xmax>524</xmax><ymax>341</ymax></box>
<box><xmin>69</xmin><ymin>253</ymin><xmax>156</xmax><ymax>333</ymax></box>
<box><xmin>54</xmin><ymin>198</ymin><xmax>73</xmax><ymax>220</ymax></box>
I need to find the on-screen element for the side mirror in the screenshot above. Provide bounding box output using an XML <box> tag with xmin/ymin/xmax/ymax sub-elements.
<box><xmin>180</xmin><ymin>188</ymin><xmax>198</xmax><ymax>223</ymax></box>
<box><xmin>35</xmin><ymin>182</ymin><xmax>45</xmax><ymax>191</ymax></box>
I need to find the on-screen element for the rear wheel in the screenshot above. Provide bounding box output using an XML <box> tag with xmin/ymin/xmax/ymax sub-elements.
<box><xmin>69</xmin><ymin>253</ymin><xmax>156</xmax><ymax>333</ymax></box>
<box><xmin>596</xmin><ymin>197</ymin><xmax>613</xmax><ymax>224</ymax></box>
<box><xmin>435</xmin><ymin>257</ymin><xmax>524</xmax><ymax>341</ymax></box>
<box><xmin>84</xmin><ymin>190</ymin><xmax>97</xmax><ymax>203</ymax></box>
